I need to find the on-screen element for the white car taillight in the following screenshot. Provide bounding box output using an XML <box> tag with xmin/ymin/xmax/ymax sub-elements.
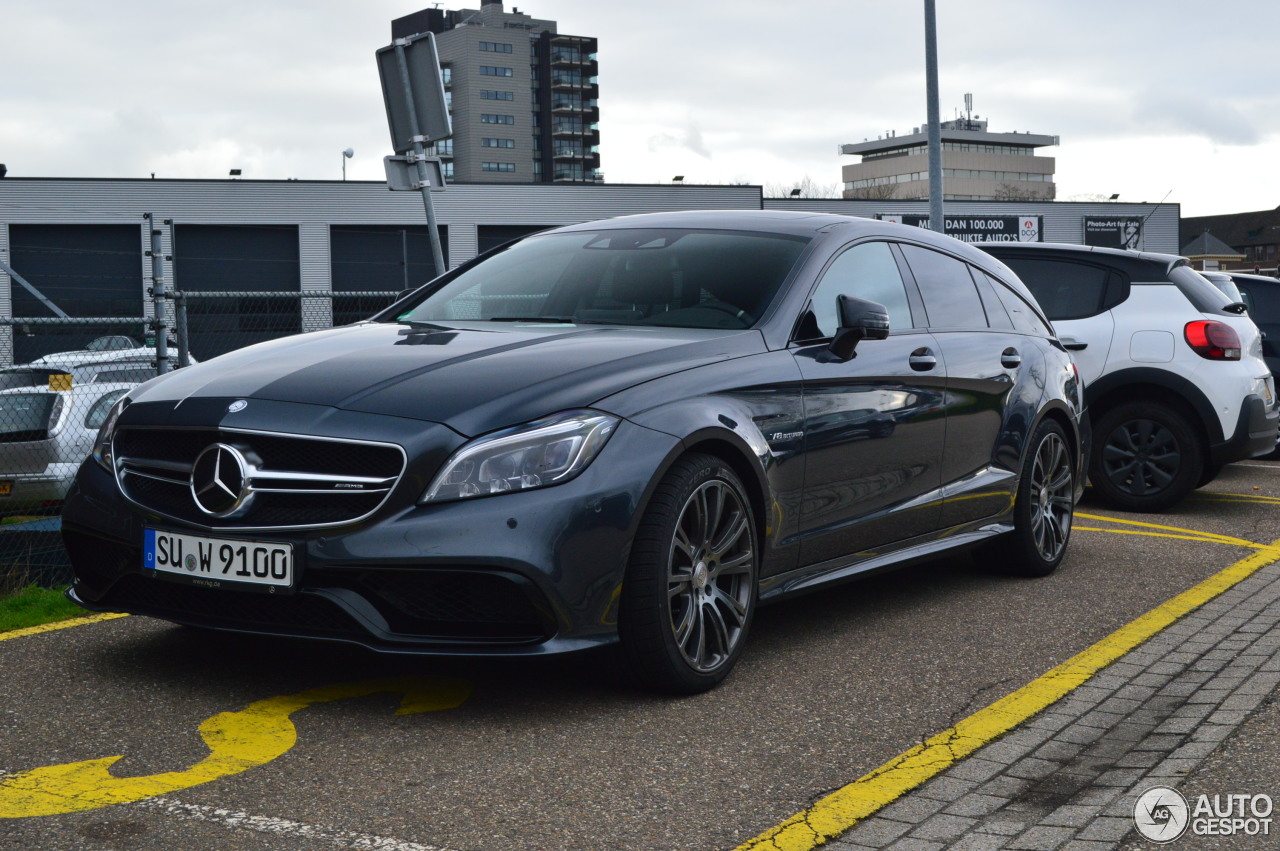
<box><xmin>1184</xmin><ymin>320</ymin><xmax>1241</xmax><ymax>361</ymax></box>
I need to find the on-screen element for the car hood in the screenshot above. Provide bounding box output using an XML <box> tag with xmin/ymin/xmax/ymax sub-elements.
<box><xmin>130</xmin><ymin>322</ymin><xmax>765</xmax><ymax>436</ymax></box>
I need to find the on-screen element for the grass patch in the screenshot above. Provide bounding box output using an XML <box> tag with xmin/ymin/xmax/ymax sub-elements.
<box><xmin>0</xmin><ymin>585</ymin><xmax>84</xmax><ymax>632</ymax></box>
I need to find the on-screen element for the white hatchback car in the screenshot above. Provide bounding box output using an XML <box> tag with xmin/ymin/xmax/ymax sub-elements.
<box><xmin>27</xmin><ymin>334</ymin><xmax>197</xmax><ymax>369</ymax></box>
<box><xmin>0</xmin><ymin>380</ymin><xmax>137</xmax><ymax>506</ymax></box>
<box><xmin>979</xmin><ymin>243</ymin><xmax>1278</xmax><ymax>511</ymax></box>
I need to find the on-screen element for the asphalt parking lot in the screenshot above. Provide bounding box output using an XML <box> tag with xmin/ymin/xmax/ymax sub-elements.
<box><xmin>3</xmin><ymin>460</ymin><xmax>1280</xmax><ymax>851</ymax></box>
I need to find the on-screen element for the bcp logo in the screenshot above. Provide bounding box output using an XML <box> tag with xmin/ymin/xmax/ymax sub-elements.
<box><xmin>1135</xmin><ymin>786</ymin><xmax>1190</xmax><ymax>843</ymax></box>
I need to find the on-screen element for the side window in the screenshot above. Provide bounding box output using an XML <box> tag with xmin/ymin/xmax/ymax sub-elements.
<box><xmin>971</xmin><ymin>268</ymin><xmax>1015</xmax><ymax>330</ymax></box>
<box><xmin>996</xmin><ymin>257</ymin><xmax>1114</xmax><ymax>320</ymax></box>
<box><xmin>805</xmin><ymin>241</ymin><xmax>914</xmax><ymax>338</ymax></box>
<box><xmin>899</xmin><ymin>245</ymin><xmax>988</xmax><ymax>329</ymax></box>
<box><xmin>1237</xmin><ymin>282</ymin><xmax>1280</xmax><ymax>316</ymax></box>
<box><xmin>84</xmin><ymin>389</ymin><xmax>129</xmax><ymax>429</ymax></box>
<box><xmin>989</xmin><ymin>275</ymin><xmax>1054</xmax><ymax>336</ymax></box>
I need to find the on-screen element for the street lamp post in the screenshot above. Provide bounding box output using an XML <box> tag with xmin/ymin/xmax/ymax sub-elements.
<box><xmin>924</xmin><ymin>0</ymin><xmax>944</xmax><ymax>234</ymax></box>
<box><xmin>342</xmin><ymin>148</ymin><xmax>354</xmax><ymax>181</ymax></box>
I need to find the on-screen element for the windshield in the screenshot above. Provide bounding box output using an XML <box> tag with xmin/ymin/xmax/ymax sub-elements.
<box><xmin>1199</xmin><ymin>272</ymin><xmax>1244</xmax><ymax>303</ymax></box>
<box><xmin>86</xmin><ymin>336</ymin><xmax>139</xmax><ymax>352</ymax></box>
<box><xmin>393</xmin><ymin>228</ymin><xmax>809</xmax><ymax>330</ymax></box>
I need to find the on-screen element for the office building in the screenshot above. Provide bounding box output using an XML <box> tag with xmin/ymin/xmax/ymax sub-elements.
<box><xmin>392</xmin><ymin>1</ymin><xmax>601</xmax><ymax>184</ymax></box>
<box><xmin>840</xmin><ymin>105</ymin><xmax>1057</xmax><ymax>202</ymax></box>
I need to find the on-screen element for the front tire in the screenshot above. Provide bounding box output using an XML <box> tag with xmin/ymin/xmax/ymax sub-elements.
<box><xmin>618</xmin><ymin>454</ymin><xmax>757</xmax><ymax>694</ymax></box>
<box><xmin>1089</xmin><ymin>400</ymin><xmax>1202</xmax><ymax>512</ymax></box>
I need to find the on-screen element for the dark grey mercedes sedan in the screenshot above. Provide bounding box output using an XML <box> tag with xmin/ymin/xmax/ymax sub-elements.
<box><xmin>64</xmin><ymin>210</ymin><xmax>1085</xmax><ymax>693</ymax></box>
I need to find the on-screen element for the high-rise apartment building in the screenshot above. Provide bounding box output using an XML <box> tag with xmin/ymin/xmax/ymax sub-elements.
<box><xmin>392</xmin><ymin>1</ymin><xmax>601</xmax><ymax>184</ymax></box>
<box><xmin>840</xmin><ymin>108</ymin><xmax>1057</xmax><ymax>202</ymax></box>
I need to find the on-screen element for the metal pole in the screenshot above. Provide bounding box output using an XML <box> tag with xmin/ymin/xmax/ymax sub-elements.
<box><xmin>174</xmin><ymin>293</ymin><xmax>190</xmax><ymax>369</ymax></box>
<box><xmin>924</xmin><ymin>0</ymin><xmax>945</xmax><ymax>234</ymax></box>
<box><xmin>394</xmin><ymin>40</ymin><xmax>448</xmax><ymax>278</ymax></box>
<box><xmin>145</xmin><ymin>214</ymin><xmax>171</xmax><ymax>374</ymax></box>
<box><xmin>402</xmin><ymin>229</ymin><xmax>410</xmax><ymax>291</ymax></box>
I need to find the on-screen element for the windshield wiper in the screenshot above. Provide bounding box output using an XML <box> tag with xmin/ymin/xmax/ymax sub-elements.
<box><xmin>397</xmin><ymin>319</ymin><xmax>454</xmax><ymax>331</ymax></box>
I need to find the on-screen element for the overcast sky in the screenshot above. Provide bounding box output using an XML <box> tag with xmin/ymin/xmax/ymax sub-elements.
<box><xmin>2</xmin><ymin>0</ymin><xmax>1277</xmax><ymax>217</ymax></box>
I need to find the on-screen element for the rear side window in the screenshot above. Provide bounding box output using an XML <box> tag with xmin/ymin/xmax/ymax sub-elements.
<box><xmin>899</xmin><ymin>245</ymin><xmax>988</xmax><ymax>329</ymax></box>
<box><xmin>987</xmin><ymin>273</ymin><xmax>1054</xmax><ymax>336</ymax></box>
<box><xmin>994</xmin><ymin>256</ymin><xmax>1120</xmax><ymax>320</ymax></box>
<box><xmin>1237</xmin><ymin>281</ymin><xmax>1280</xmax><ymax>315</ymax></box>
<box><xmin>970</xmin><ymin>269</ymin><xmax>1015</xmax><ymax>330</ymax></box>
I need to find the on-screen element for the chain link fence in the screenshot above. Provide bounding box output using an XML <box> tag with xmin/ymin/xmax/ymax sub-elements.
<box><xmin>0</xmin><ymin>291</ymin><xmax>404</xmax><ymax>593</ymax></box>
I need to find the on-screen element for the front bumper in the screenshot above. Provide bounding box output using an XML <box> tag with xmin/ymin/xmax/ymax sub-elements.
<box><xmin>62</xmin><ymin>417</ymin><xmax>682</xmax><ymax>657</ymax></box>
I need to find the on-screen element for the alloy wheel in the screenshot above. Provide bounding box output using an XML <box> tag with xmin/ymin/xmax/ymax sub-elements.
<box><xmin>1031</xmin><ymin>430</ymin><xmax>1074</xmax><ymax>562</ymax></box>
<box><xmin>667</xmin><ymin>479</ymin><xmax>754</xmax><ymax>673</ymax></box>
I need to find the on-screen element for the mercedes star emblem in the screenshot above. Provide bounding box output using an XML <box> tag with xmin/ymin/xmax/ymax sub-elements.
<box><xmin>190</xmin><ymin>443</ymin><xmax>251</xmax><ymax>517</ymax></box>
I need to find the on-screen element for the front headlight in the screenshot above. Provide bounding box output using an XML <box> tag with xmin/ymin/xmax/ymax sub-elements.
<box><xmin>421</xmin><ymin>409</ymin><xmax>618</xmax><ymax>503</ymax></box>
<box><xmin>91</xmin><ymin>396</ymin><xmax>129</xmax><ymax>471</ymax></box>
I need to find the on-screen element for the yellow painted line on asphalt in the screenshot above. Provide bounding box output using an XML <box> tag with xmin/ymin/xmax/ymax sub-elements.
<box><xmin>1074</xmin><ymin>512</ymin><xmax>1258</xmax><ymax>548</ymax></box>
<box><xmin>0</xmin><ymin>612</ymin><xmax>129</xmax><ymax>642</ymax></box>
<box><xmin>1192</xmin><ymin>491</ymin><xmax>1280</xmax><ymax>505</ymax></box>
<box><xmin>1072</xmin><ymin>527</ymin><xmax>1267</xmax><ymax>548</ymax></box>
<box><xmin>735</xmin><ymin>529</ymin><xmax>1280</xmax><ymax>851</ymax></box>
<box><xmin>0</xmin><ymin>676</ymin><xmax>471</xmax><ymax>818</ymax></box>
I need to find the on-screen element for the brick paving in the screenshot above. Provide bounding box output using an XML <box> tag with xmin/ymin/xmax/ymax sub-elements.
<box><xmin>826</xmin><ymin>555</ymin><xmax>1280</xmax><ymax>850</ymax></box>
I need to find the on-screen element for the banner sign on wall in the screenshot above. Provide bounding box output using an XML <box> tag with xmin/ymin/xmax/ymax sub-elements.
<box><xmin>1083</xmin><ymin>217</ymin><xmax>1143</xmax><ymax>250</ymax></box>
<box><xmin>878</xmin><ymin>214</ymin><xmax>1042</xmax><ymax>243</ymax></box>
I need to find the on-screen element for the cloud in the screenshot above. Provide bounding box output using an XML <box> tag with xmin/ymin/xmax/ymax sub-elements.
<box><xmin>1132</xmin><ymin>91</ymin><xmax>1261</xmax><ymax>147</ymax></box>
<box><xmin>647</xmin><ymin>119</ymin><xmax>711</xmax><ymax>159</ymax></box>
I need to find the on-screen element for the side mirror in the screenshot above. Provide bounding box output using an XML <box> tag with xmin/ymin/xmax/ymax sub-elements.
<box><xmin>828</xmin><ymin>295</ymin><xmax>890</xmax><ymax>361</ymax></box>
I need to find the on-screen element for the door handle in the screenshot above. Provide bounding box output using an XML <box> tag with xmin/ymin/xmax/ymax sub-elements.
<box><xmin>1059</xmin><ymin>336</ymin><xmax>1088</xmax><ymax>351</ymax></box>
<box><xmin>909</xmin><ymin>347</ymin><xmax>937</xmax><ymax>371</ymax></box>
<box><xmin>1000</xmin><ymin>347</ymin><xmax>1022</xmax><ymax>369</ymax></box>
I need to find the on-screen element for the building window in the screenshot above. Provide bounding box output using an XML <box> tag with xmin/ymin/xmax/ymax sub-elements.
<box><xmin>481</xmin><ymin>138</ymin><xmax>516</xmax><ymax>149</ymax></box>
<box><xmin>441</xmin><ymin>161</ymin><xmax>454</xmax><ymax>179</ymax></box>
<box><xmin>429</xmin><ymin>139</ymin><xmax>453</xmax><ymax>157</ymax></box>
<box><xmin>481</xmin><ymin>114</ymin><xmax>516</xmax><ymax>125</ymax></box>
<box><xmin>481</xmin><ymin>162</ymin><xmax>516</xmax><ymax>172</ymax></box>
<box><xmin>942</xmin><ymin>169</ymin><xmax>1050</xmax><ymax>182</ymax></box>
<box><xmin>479</xmin><ymin>41</ymin><xmax>514</xmax><ymax>53</ymax></box>
<box><xmin>441</xmin><ymin>67</ymin><xmax>452</xmax><ymax>86</ymax></box>
<box><xmin>480</xmin><ymin>90</ymin><xmax>515</xmax><ymax>101</ymax></box>
<box><xmin>480</xmin><ymin>65</ymin><xmax>514</xmax><ymax>77</ymax></box>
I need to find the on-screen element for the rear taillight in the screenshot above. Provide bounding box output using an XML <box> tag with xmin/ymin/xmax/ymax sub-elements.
<box><xmin>1184</xmin><ymin>320</ymin><xmax>1241</xmax><ymax>360</ymax></box>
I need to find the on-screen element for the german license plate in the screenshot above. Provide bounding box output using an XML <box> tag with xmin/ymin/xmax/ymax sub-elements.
<box><xmin>144</xmin><ymin>528</ymin><xmax>293</xmax><ymax>591</ymax></box>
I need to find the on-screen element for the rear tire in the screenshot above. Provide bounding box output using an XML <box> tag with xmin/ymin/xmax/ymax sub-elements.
<box><xmin>981</xmin><ymin>418</ymin><xmax>1075</xmax><ymax>577</ymax></box>
<box><xmin>1089</xmin><ymin>401</ymin><xmax>1202</xmax><ymax>512</ymax></box>
<box><xmin>618</xmin><ymin>454</ymin><xmax>757</xmax><ymax>694</ymax></box>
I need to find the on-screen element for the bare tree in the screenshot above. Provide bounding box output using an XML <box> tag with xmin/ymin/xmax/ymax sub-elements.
<box><xmin>993</xmin><ymin>183</ymin><xmax>1053</xmax><ymax>202</ymax></box>
<box><xmin>764</xmin><ymin>174</ymin><xmax>843</xmax><ymax>199</ymax></box>
<box><xmin>845</xmin><ymin>183</ymin><xmax>900</xmax><ymax>200</ymax></box>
